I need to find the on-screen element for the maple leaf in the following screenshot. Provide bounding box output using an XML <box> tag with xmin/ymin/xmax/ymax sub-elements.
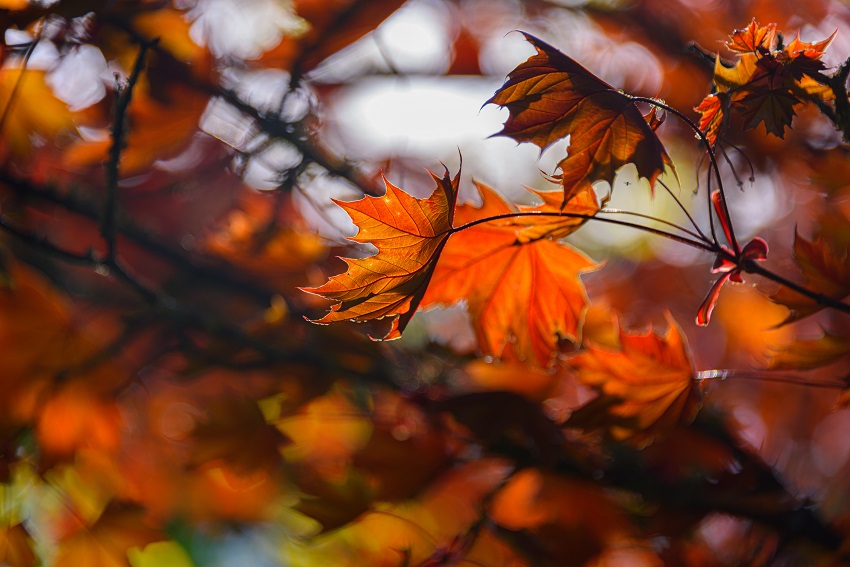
<box><xmin>771</xmin><ymin>231</ymin><xmax>850</xmax><ymax>324</ymax></box>
<box><xmin>767</xmin><ymin>328</ymin><xmax>850</xmax><ymax>371</ymax></box>
<box><xmin>784</xmin><ymin>29</ymin><xmax>837</xmax><ymax>62</ymax></box>
<box><xmin>302</xmin><ymin>168</ymin><xmax>458</xmax><ymax>340</ymax></box>
<box><xmin>567</xmin><ymin>313</ymin><xmax>699</xmax><ymax>443</ymax></box>
<box><xmin>736</xmin><ymin>59</ymin><xmax>801</xmax><ymax>137</ymax></box>
<box><xmin>420</xmin><ymin>181</ymin><xmax>597</xmax><ymax>367</ymax></box>
<box><xmin>513</xmin><ymin>184</ymin><xmax>600</xmax><ymax>242</ymax></box>
<box><xmin>490</xmin><ymin>468</ymin><xmax>635</xmax><ymax>564</ymax></box>
<box><xmin>726</xmin><ymin>19</ymin><xmax>778</xmax><ymax>54</ymax></box>
<box><xmin>694</xmin><ymin>92</ymin><xmax>727</xmax><ymax>147</ymax></box>
<box><xmin>487</xmin><ymin>33</ymin><xmax>673</xmax><ymax>205</ymax></box>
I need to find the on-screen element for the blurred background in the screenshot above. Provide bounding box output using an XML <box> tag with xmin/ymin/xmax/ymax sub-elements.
<box><xmin>2</xmin><ymin>0</ymin><xmax>850</xmax><ymax>565</ymax></box>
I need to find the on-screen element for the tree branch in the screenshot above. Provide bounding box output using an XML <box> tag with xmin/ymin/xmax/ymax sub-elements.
<box><xmin>0</xmin><ymin>169</ymin><xmax>279</xmax><ymax>306</ymax></box>
<box><xmin>102</xmin><ymin>38</ymin><xmax>156</xmax><ymax>262</ymax></box>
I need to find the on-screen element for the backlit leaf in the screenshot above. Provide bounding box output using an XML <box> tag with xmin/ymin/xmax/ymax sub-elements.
<box><xmin>490</xmin><ymin>469</ymin><xmax>632</xmax><ymax>565</ymax></box>
<box><xmin>514</xmin><ymin>184</ymin><xmax>600</xmax><ymax>242</ymax></box>
<box><xmin>696</xmin><ymin>20</ymin><xmax>836</xmax><ymax>141</ymax></box>
<box><xmin>302</xmin><ymin>168</ymin><xmax>459</xmax><ymax>340</ymax></box>
<box><xmin>726</xmin><ymin>19</ymin><xmax>777</xmax><ymax>54</ymax></box>
<box><xmin>487</xmin><ymin>33</ymin><xmax>673</xmax><ymax>204</ymax></box>
<box><xmin>767</xmin><ymin>328</ymin><xmax>850</xmax><ymax>370</ymax></box>
<box><xmin>420</xmin><ymin>181</ymin><xmax>597</xmax><ymax>366</ymax></box>
<box><xmin>567</xmin><ymin>313</ymin><xmax>698</xmax><ymax>442</ymax></box>
<box><xmin>694</xmin><ymin>92</ymin><xmax>727</xmax><ymax>148</ymax></box>
<box><xmin>771</xmin><ymin>231</ymin><xmax>850</xmax><ymax>324</ymax></box>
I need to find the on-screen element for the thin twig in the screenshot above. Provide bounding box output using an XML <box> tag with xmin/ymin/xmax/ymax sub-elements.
<box><xmin>452</xmin><ymin>211</ymin><xmax>718</xmax><ymax>253</ymax></box>
<box><xmin>0</xmin><ymin>28</ymin><xmax>40</xmax><ymax>136</ymax></box>
<box><xmin>632</xmin><ymin>97</ymin><xmax>739</xmax><ymax>253</ymax></box>
<box><xmin>0</xmin><ymin>212</ymin><xmax>377</xmax><ymax>378</ymax></box>
<box><xmin>102</xmin><ymin>39</ymin><xmax>156</xmax><ymax>262</ymax></box>
<box><xmin>718</xmin><ymin>144</ymin><xmax>746</xmax><ymax>190</ymax></box>
<box><xmin>598</xmin><ymin>208</ymin><xmax>706</xmax><ymax>241</ymax></box>
<box><xmin>103</xmin><ymin>17</ymin><xmax>382</xmax><ymax>198</ymax></box>
<box><xmin>0</xmin><ymin>214</ymin><xmax>96</xmax><ymax>266</ymax></box>
<box><xmin>658</xmin><ymin>178</ymin><xmax>709</xmax><ymax>241</ymax></box>
<box><xmin>743</xmin><ymin>259</ymin><xmax>850</xmax><ymax>316</ymax></box>
<box><xmin>0</xmin><ymin>169</ymin><xmax>279</xmax><ymax>306</ymax></box>
<box><xmin>696</xmin><ymin>369</ymin><xmax>845</xmax><ymax>390</ymax></box>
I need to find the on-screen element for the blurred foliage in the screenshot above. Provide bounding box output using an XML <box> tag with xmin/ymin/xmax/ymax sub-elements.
<box><xmin>0</xmin><ymin>0</ymin><xmax>849</xmax><ymax>566</ymax></box>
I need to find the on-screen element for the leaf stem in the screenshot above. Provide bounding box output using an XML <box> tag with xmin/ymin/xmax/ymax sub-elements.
<box><xmin>598</xmin><ymin>208</ymin><xmax>706</xmax><ymax>241</ymax></box>
<box><xmin>658</xmin><ymin>178</ymin><xmax>710</xmax><ymax>241</ymax></box>
<box><xmin>742</xmin><ymin>259</ymin><xmax>850</xmax><ymax>316</ymax></box>
<box><xmin>451</xmin><ymin>212</ymin><xmax>718</xmax><ymax>253</ymax></box>
<box><xmin>0</xmin><ymin>27</ymin><xmax>40</xmax><ymax>136</ymax></box>
<box><xmin>696</xmin><ymin>369</ymin><xmax>845</xmax><ymax>390</ymax></box>
<box><xmin>632</xmin><ymin>97</ymin><xmax>741</xmax><ymax>254</ymax></box>
<box><xmin>102</xmin><ymin>39</ymin><xmax>156</xmax><ymax>262</ymax></box>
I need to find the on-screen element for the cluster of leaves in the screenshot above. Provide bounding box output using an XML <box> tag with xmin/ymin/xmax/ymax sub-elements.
<box><xmin>696</xmin><ymin>19</ymin><xmax>838</xmax><ymax>143</ymax></box>
<box><xmin>0</xmin><ymin>1</ymin><xmax>849</xmax><ymax>566</ymax></box>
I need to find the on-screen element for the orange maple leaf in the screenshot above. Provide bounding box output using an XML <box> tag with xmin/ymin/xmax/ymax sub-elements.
<box><xmin>302</xmin><ymin>168</ymin><xmax>459</xmax><ymax>340</ymax></box>
<box><xmin>305</xmin><ymin>168</ymin><xmax>598</xmax><ymax>364</ymax></box>
<box><xmin>726</xmin><ymin>19</ymin><xmax>777</xmax><ymax>54</ymax></box>
<box><xmin>487</xmin><ymin>33</ymin><xmax>673</xmax><ymax>205</ymax></box>
<box><xmin>767</xmin><ymin>327</ymin><xmax>850</xmax><ymax>371</ymax></box>
<box><xmin>694</xmin><ymin>92</ymin><xmax>727</xmax><ymax>147</ymax></box>
<box><xmin>513</xmin><ymin>184</ymin><xmax>600</xmax><ymax>242</ymax></box>
<box><xmin>771</xmin><ymin>231</ymin><xmax>850</xmax><ymax>325</ymax></box>
<box><xmin>420</xmin><ymin>181</ymin><xmax>597</xmax><ymax>367</ymax></box>
<box><xmin>567</xmin><ymin>313</ymin><xmax>698</xmax><ymax>442</ymax></box>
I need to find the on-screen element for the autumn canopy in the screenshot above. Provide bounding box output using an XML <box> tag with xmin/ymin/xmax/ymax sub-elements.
<box><xmin>1</xmin><ymin>2</ymin><xmax>850</xmax><ymax>566</ymax></box>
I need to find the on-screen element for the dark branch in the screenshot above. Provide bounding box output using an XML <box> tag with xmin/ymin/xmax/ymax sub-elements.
<box><xmin>102</xmin><ymin>39</ymin><xmax>156</xmax><ymax>262</ymax></box>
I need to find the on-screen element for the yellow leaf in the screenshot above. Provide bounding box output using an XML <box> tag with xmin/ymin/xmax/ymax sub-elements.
<box><xmin>128</xmin><ymin>541</ymin><xmax>195</xmax><ymax>567</ymax></box>
<box><xmin>0</xmin><ymin>67</ymin><xmax>76</xmax><ymax>157</ymax></box>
